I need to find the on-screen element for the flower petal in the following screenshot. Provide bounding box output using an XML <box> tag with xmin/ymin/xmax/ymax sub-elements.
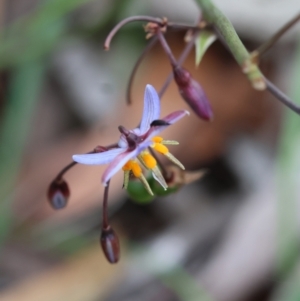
<box><xmin>145</xmin><ymin>110</ymin><xmax>189</xmax><ymax>140</ymax></box>
<box><xmin>72</xmin><ymin>148</ymin><xmax>125</xmax><ymax>165</ymax></box>
<box><xmin>139</xmin><ymin>85</ymin><xmax>160</xmax><ymax>134</ymax></box>
<box><xmin>102</xmin><ymin>140</ymin><xmax>152</xmax><ymax>185</ymax></box>
<box><xmin>162</xmin><ymin>110</ymin><xmax>190</xmax><ymax>124</ymax></box>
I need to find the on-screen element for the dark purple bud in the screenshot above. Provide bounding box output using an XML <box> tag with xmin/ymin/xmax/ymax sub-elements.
<box><xmin>173</xmin><ymin>66</ymin><xmax>213</xmax><ymax>121</ymax></box>
<box><xmin>100</xmin><ymin>226</ymin><xmax>120</xmax><ymax>264</ymax></box>
<box><xmin>47</xmin><ymin>179</ymin><xmax>70</xmax><ymax>210</ymax></box>
<box><xmin>150</xmin><ymin>119</ymin><xmax>170</xmax><ymax>127</ymax></box>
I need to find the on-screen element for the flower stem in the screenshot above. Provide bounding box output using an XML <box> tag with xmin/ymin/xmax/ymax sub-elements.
<box><xmin>55</xmin><ymin>161</ymin><xmax>77</xmax><ymax>181</ymax></box>
<box><xmin>102</xmin><ymin>180</ymin><xmax>110</xmax><ymax>229</ymax></box>
<box><xmin>159</xmin><ymin>30</ymin><xmax>200</xmax><ymax>97</ymax></box>
<box><xmin>195</xmin><ymin>0</ymin><xmax>266</xmax><ymax>90</ymax></box>
<box><xmin>156</xmin><ymin>29</ymin><xmax>178</xmax><ymax>68</ymax></box>
<box><xmin>265</xmin><ymin>78</ymin><xmax>300</xmax><ymax>114</ymax></box>
<box><xmin>104</xmin><ymin>16</ymin><xmax>164</xmax><ymax>50</ymax></box>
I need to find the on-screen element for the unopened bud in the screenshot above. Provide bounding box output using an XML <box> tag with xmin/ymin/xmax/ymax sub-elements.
<box><xmin>173</xmin><ymin>66</ymin><xmax>213</xmax><ymax>121</ymax></box>
<box><xmin>47</xmin><ymin>179</ymin><xmax>70</xmax><ymax>210</ymax></box>
<box><xmin>100</xmin><ymin>226</ymin><xmax>120</xmax><ymax>264</ymax></box>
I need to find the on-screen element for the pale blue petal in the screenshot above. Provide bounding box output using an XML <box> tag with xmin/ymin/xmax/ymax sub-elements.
<box><xmin>139</xmin><ymin>85</ymin><xmax>161</xmax><ymax>134</ymax></box>
<box><xmin>72</xmin><ymin>148</ymin><xmax>125</xmax><ymax>165</ymax></box>
<box><xmin>145</xmin><ymin>110</ymin><xmax>189</xmax><ymax>140</ymax></box>
<box><xmin>101</xmin><ymin>140</ymin><xmax>152</xmax><ymax>185</ymax></box>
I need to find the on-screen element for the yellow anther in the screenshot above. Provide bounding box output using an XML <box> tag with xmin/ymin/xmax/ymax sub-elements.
<box><xmin>131</xmin><ymin>161</ymin><xmax>142</xmax><ymax>177</ymax></box>
<box><xmin>153</xmin><ymin>143</ymin><xmax>169</xmax><ymax>154</ymax></box>
<box><xmin>152</xmin><ymin>136</ymin><xmax>164</xmax><ymax>143</ymax></box>
<box><xmin>122</xmin><ymin>160</ymin><xmax>142</xmax><ymax>177</ymax></box>
<box><xmin>142</xmin><ymin>153</ymin><xmax>157</xmax><ymax>169</ymax></box>
<box><xmin>122</xmin><ymin>160</ymin><xmax>133</xmax><ymax>171</ymax></box>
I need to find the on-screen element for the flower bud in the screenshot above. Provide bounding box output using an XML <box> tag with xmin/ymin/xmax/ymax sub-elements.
<box><xmin>127</xmin><ymin>178</ymin><xmax>155</xmax><ymax>204</ymax></box>
<box><xmin>173</xmin><ymin>66</ymin><xmax>213</xmax><ymax>121</ymax></box>
<box><xmin>100</xmin><ymin>226</ymin><xmax>120</xmax><ymax>264</ymax></box>
<box><xmin>47</xmin><ymin>179</ymin><xmax>70</xmax><ymax>210</ymax></box>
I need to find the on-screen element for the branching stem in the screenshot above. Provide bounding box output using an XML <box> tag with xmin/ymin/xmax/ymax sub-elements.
<box><xmin>195</xmin><ymin>0</ymin><xmax>266</xmax><ymax>90</ymax></box>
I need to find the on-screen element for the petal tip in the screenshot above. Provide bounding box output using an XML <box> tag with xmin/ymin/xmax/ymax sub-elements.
<box><xmin>145</xmin><ymin>84</ymin><xmax>153</xmax><ymax>90</ymax></box>
<box><xmin>72</xmin><ymin>155</ymin><xmax>79</xmax><ymax>162</ymax></box>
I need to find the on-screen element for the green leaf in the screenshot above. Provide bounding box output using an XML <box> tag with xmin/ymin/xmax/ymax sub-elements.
<box><xmin>195</xmin><ymin>30</ymin><xmax>216</xmax><ymax>67</ymax></box>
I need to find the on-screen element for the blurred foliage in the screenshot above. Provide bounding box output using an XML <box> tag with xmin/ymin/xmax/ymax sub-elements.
<box><xmin>0</xmin><ymin>0</ymin><xmax>141</xmax><ymax>248</ymax></box>
<box><xmin>161</xmin><ymin>267</ymin><xmax>212</xmax><ymax>301</ymax></box>
<box><xmin>0</xmin><ymin>61</ymin><xmax>46</xmax><ymax>243</ymax></box>
<box><xmin>275</xmin><ymin>40</ymin><xmax>300</xmax><ymax>299</ymax></box>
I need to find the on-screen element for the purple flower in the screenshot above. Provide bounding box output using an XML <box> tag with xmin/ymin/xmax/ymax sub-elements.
<box><xmin>72</xmin><ymin>85</ymin><xmax>189</xmax><ymax>194</ymax></box>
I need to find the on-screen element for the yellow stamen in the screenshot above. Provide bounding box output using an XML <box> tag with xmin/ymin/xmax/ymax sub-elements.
<box><xmin>123</xmin><ymin>170</ymin><xmax>130</xmax><ymax>189</ymax></box>
<box><xmin>165</xmin><ymin>152</ymin><xmax>185</xmax><ymax>170</ymax></box>
<box><xmin>161</xmin><ymin>140</ymin><xmax>179</xmax><ymax>145</ymax></box>
<box><xmin>152</xmin><ymin>136</ymin><xmax>163</xmax><ymax>143</ymax></box>
<box><xmin>139</xmin><ymin>173</ymin><xmax>154</xmax><ymax>195</ymax></box>
<box><xmin>122</xmin><ymin>161</ymin><xmax>132</xmax><ymax>171</ymax></box>
<box><xmin>153</xmin><ymin>143</ymin><xmax>169</xmax><ymax>154</ymax></box>
<box><xmin>142</xmin><ymin>153</ymin><xmax>157</xmax><ymax>169</ymax></box>
<box><xmin>122</xmin><ymin>160</ymin><xmax>142</xmax><ymax>177</ymax></box>
<box><xmin>131</xmin><ymin>161</ymin><xmax>142</xmax><ymax>177</ymax></box>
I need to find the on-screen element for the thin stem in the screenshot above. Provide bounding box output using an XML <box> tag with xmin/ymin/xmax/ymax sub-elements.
<box><xmin>168</xmin><ymin>23</ymin><xmax>200</xmax><ymax>31</ymax></box>
<box><xmin>265</xmin><ymin>78</ymin><xmax>300</xmax><ymax>114</ymax></box>
<box><xmin>102</xmin><ymin>180</ymin><xmax>110</xmax><ymax>229</ymax></box>
<box><xmin>254</xmin><ymin>13</ymin><xmax>300</xmax><ymax>58</ymax></box>
<box><xmin>55</xmin><ymin>161</ymin><xmax>77</xmax><ymax>181</ymax></box>
<box><xmin>159</xmin><ymin>30</ymin><xmax>200</xmax><ymax>97</ymax></box>
<box><xmin>126</xmin><ymin>36</ymin><xmax>158</xmax><ymax>104</ymax></box>
<box><xmin>156</xmin><ymin>29</ymin><xmax>178</xmax><ymax>67</ymax></box>
<box><xmin>104</xmin><ymin>16</ymin><xmax>163</xmax><ymax>50</ymax></box>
